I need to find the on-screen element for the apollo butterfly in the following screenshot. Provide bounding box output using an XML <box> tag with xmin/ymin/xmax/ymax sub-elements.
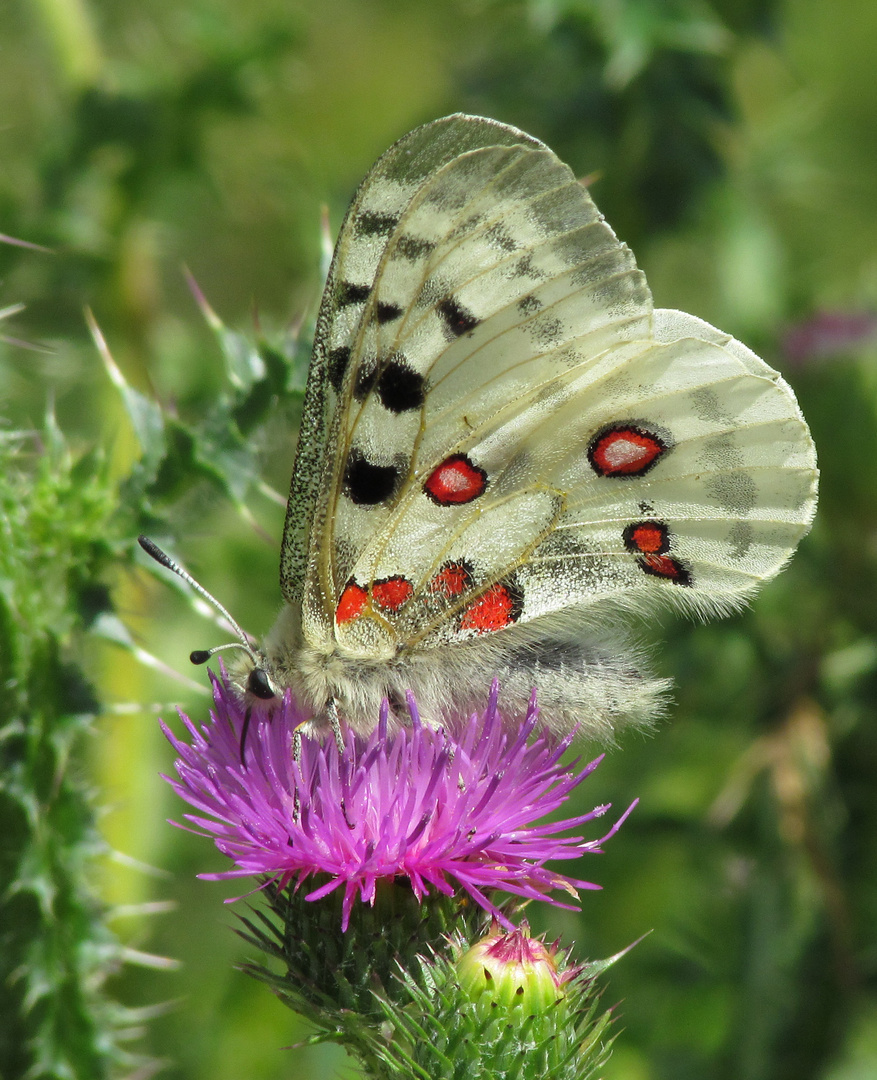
<box><xmin>142</xmin><ymin>114</ymin><xmax>817</xmax><ymax>746</ymax></box>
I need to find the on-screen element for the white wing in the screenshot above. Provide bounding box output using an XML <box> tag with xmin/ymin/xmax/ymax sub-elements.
<box><xmin>282</xmin><ymin>115</ymin><xmax>814</xmax><ymax>667</ymax></box>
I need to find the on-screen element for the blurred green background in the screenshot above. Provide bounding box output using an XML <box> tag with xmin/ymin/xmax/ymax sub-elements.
<box><xmin>2</xmin><ymin>0</ymin><xmax>877</xmax><ymax>1077</ymax></box>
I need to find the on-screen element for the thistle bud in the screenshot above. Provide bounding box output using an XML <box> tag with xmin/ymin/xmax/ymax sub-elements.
<box><xmin>458</xmin><ymin>922</ymin><xmax>573</xmax><ymax>1013</ymax></box>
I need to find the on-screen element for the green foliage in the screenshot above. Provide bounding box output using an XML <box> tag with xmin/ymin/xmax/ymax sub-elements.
<box><xmin>0</xmin><ymin>248</ymin><xmax>309</xmax><ymax>1080</ymax></box>
<box><xmin>0</xmin><ymin>410</ymin><xmax>134</xmax><ymax>1078</ymax></box>
<box><xmin>460</xmin><ymin>0</ymin><xmax>746</xmax><ymax>242</ymax></box>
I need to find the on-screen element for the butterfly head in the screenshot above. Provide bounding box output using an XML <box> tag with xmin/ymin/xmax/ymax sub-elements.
<box><xmin>138</xmin><ymin>533</ymin><xmax>283</xmax><ymax>719</ymax></box>
<box><xmin>189</xmin><ymin>642</ymin><xmax>278</xmax><ymax>704</ymax></box>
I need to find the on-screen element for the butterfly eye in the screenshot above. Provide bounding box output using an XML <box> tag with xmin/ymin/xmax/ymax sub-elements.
<box><xmin>247</xmin><ymin>668</ymin><xmax>276</xmax><ymax>701</ymax></box>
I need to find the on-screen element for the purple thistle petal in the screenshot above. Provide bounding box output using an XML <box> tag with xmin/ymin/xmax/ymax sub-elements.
<box><xmin>161</xmin><ymin>671</ymin><xmax>635</xmax><ymax>930</ymax></box>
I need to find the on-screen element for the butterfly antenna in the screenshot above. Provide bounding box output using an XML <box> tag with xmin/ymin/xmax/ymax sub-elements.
<box><xmin>137</xmin><ymin>535</ymin><xmax>261</xmax><ymax>670</ymax></box>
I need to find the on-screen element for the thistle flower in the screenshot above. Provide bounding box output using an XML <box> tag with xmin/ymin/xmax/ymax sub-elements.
<box><xmin>162</xmin><ymin>672</ymin><xmax>635</xmax><ymax>930</ymax></box>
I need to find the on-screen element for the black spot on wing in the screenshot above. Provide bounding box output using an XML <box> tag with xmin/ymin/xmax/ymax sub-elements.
<box><xmin>351</xmin><ymin>355</ymin><xmax>426</xmax><ymax>413</ymax></box>
<box><xmin>511</xmin><ymin>253</ymin><xmax>547</xmax><ymax>281</ymax></box>
<box><xmin>354</xmin><ymin>211</ymin><xmax>400</xmax><ymax>237</ymax></box>
<box><xmin>377</xmin><ymin>356</ymin><xmax>426</xmax><ymax>413</ymax></box>
<box><xmin>354</xmin><ymin>362</ymin><xmax>378</xmax><ymax>401</ymax></box>
<box><xmin>484</xmin><ymin>222</ymin><xmax>518</xmax><ymax>252</ymax></box>
<box><xmin>449</xmin><ymin>213</ymin><xmax>484</xmax><ymax>239</ymax></box>
<box><xmin>343</xmin><ymin>448</ymin><xmax>403</xmax><ymax>505</ymax></box>
<box><xmin>376</xmin><ymin>301</ymin><xmax>403</xmax><ymax>324</ymax></box>
<box><xmin>529</xmin><ymin>314</ymin><xmax>565</xmax><ymax>345</ymax></box>
<box><xmin>438</xmin><ymin>296</ymin><xmax>479</xmax><ymax>338</ymax></box>
<box><xmin>337</xmin><ymin>281</ymin><xmax>372</xmax><ymax>306</ymax></box>
<box><xmin>394</xmin><ymin>235</ymin><xmax>436</xmax><ymax>261</ymax></box>
<box><xmin>327</xmin><ymin>346</ymin><xmax>351</xmax><ymax>394</ymax></box>
<box><xmin>518</xmin><ymin>294</ymin><xmax>542</xmax><ymax>315</ymax></box>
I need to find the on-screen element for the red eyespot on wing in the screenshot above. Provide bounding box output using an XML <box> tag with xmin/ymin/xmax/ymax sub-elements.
<box><xmin>640</xmin><ymin>553</ymin><xmax>692</xmax><ymax>586</ymax></box>
<box><xmin>460</xmin><ymin>582</ymin><xmax>522</xmax><ymax>633</ymax></box>
<box><xmin>622</xmin><ymin>519</ymin><xmax>692</xmax><ymax>584</ymax></box>
<box><xmin>623</xmin><ymin>520</ymin><xmax>669</xmax><ymax>555</ymax></box>
<box><xmin>424</xmin><ymin>454</ymin><xmax>487</xmax><ymax>506</ymax></box>
<box><xmin>372</xmin><ymin>575</ymin><xmax>413</xmax><ymax>611</ymax></box>
<box><xmin>588</xmin><ymin>424</ymin><xmax>668</xmax><ymax>478</ymax></box>
<box><xmin>429</xmin><ymin>560</ymin><xmax>474</xmax><ymax>599</ymax></box>
<box><xmin>336</xmin><ymin>581</ymin><xmax>368</xmax><ymax>624</ymax></box>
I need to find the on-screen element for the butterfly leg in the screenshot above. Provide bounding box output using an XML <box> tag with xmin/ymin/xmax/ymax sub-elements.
<box><xmin>292</xmin><ymin>726</ymin><xmax>302</xmax><ymax>824</ymax></box>
<box><xmin>327</xmin><ymin>697</ymin><xmax>345</xmax><ymax>755</ymax></box>
<box><xmin>325</xmin><ymin>697</ymin><xmax>358</xmax><ymax>828</ymax></box>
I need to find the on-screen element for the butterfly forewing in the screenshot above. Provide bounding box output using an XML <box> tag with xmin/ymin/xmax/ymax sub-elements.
<box><xmin>280</xmin><ymin>117</ymin><xmax>547</xmax><ymax>606</ymax></box>
<box><xmin>301</xmin><ymin>119</ymin><xmax>662</xmax><ymax>641</ymax></box>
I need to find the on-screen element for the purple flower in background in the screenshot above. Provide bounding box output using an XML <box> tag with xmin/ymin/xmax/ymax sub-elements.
<box><xmin>162</xmin><ymin>673</ymin><xmax>634</xmax><ymax>930</ymax></box>
<box><xmin>782</xmin><ymin>309</ymin><xmax>877</xmax><ymax>365</ymax></box>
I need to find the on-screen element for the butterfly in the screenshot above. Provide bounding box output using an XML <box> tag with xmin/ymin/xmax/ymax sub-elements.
<box><xmin>143</xmin><ymin>113</ymin><xmax>817</xmax><ymax>748</ymax></box>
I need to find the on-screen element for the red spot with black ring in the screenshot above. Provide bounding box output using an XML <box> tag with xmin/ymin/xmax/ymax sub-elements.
<box><xmin>424</xmin><ymin>454</ymin><xmax>487</xmax><ymax>506</ymax></box>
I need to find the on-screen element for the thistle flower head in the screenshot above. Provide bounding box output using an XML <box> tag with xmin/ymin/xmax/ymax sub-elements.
<box><xmin>162</xmin><ymin>673</ymin><xmax>634</xmax><ymax>930</ymax></box>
